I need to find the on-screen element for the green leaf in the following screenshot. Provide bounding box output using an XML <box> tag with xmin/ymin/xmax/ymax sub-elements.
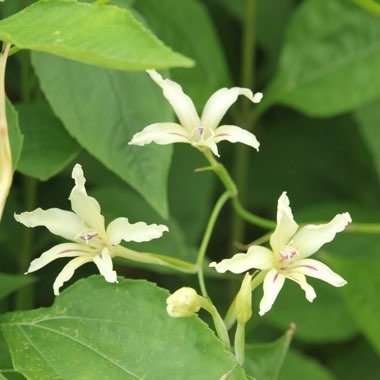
<box><xmin>259</xmin><ymin>0</ymin><xmax>380</xmax><ymax>117</ymax></box>
<box><xmin>1</xmin><ymin>277</ymin><xmax>245</xmax><ymax>380</ymax></box>
<box><xmin>279</xmin><ymin>350</ymin><xmax>336</xmax><ymax>380</ymax></box>
<box><xmin>16</xmin><ymin>101</ymin><xmax>80</xmax><ymax>181</ymax></box>
<box><xmin>244</xmin><ymin>326</ymin><xmax>294</xmax><ymax>380</ymax></box>
<box><xmin>262</xmin><ymin>280</ymin><xmax>358</xmax><ymax>343</ymax></box>
<box><xmin>134</xmin><ymin>0</ymin><xmax>231</xmax><ymax>107</ymax></box>
<box><xmin>355</xmin><ymin>96</ymin><xmax>380</xmax><ymax>178</ymax></box>
<box><xmin>323</xmin><ymin>252</ymin><xmax>380</xmax><ymax>355</ymax></box>
<box><xmin>7</xmin><ymin>99</ymin><xmax>23</xmax><ymax>169</ymax></box>
<box><xmin>32</xmin><ymin>52</ymin><xmax>173</xmax><ymax>217</ymax></box>
<box><xmin>0</xmin><ymin>332</ymin><xmax>26</xmax><ymax>380</ymax></box>
<box><xmin>0</xmin><ymin>0</ymin><xmax>193</xmax><ymax>70</ymax></box>
<box><xmin>0</xmin><ymin>273</ymin><xmax>35</xmax><ymax>301</ymax></box>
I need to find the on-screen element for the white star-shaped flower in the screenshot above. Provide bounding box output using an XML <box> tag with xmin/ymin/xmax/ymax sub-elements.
<box><xmin>210</xmin><ymin>192</ymin><xmax>351</xmax><ymax>316</ymax></box>
<box><xmin>15</xmin><ymin>164</ymin><xmax>168</xmax><ymax>295</ymax></box>
<box><xmin>129</xmin><ymin>70</ymin><xmax>262</xmax><ymax>157</ymax></box>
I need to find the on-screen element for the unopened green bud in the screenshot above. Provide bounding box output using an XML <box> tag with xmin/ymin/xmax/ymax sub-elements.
<box><xmin>166</xmin><ymin>287</ymin><xmax>202</xmax><ymax>318</ymax></box>
<box><xmin>235</xmin><ymin>273</ymin><xmax>253</xmax><ymax>325</ymax></box>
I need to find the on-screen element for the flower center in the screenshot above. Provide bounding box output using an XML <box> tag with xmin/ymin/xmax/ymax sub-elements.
<box><xmin>279</xmin><ymin>246</ymin><xmax>299</xmax><ymax>261</ymax></box>
<box><xmin>191</xmin><ymin>126</ymin><xmax>214</xmax><ymax>144</ymax></box>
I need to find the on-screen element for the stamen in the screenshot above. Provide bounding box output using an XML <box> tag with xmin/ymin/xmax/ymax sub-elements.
<box><xmin>279</xmin><ymin>246</ymin><xmax>298</xmax><ymax>260</ymax></box>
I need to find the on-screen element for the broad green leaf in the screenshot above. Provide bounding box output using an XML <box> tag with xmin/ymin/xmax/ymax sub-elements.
<box><xmin>355</xmin><ymin>96</ymin><xmax>380</xmax><ymax>178</ymax></box>
<box><xmin>0</xmin><ymin>332</ymin><xmax>26</xmax><ymax>380</ymax></box>
<box><xmin>7</xmin><ymin>99</ymin><xmax>23</xmax><ymax>169</ymax></box>
<box><xmin>134</xmin><ymin>0</ymin><xmax>231</xmax><ymax>107</ymax></box>
<box><xmin>262</xmin><ymin>280</ymin><xmax>357</xmax><ymax>343</ymax></box>
<box><xmin>279</xmin><ymin>350</ymin><xmax>336</xmax><ymax>380</ymax></box>
<box><xmin>244</xmin><ymin>326</ymin><xmax>294</xmax><ymax>379</ymax></box>
<box><xmin>259</xmin><ymin>0</ymin><xmax>380</xmax><ymax>117</ymax></box>
<box><xmin>0</xmin><ymin>0</ymin><xmax>193</xmax><ymax>71</ymax></box>
<box><xmin>32</xmin><ymin>52</ymin><xmax>173</xmax><ymax>217</ymax></box>
<box><xmin>16</xmin><ymin>101</ymin><xmax>80</xmax><ymax>181</ymax></box>
<box><xmin>323</xmin><ymin>252</ymin><xmax>380</xmax><ymax>355</ymax></box>
<box><xmin>0</xmin><ymin>273</ymin><xmax>35</xmax><ymax>301</ymax></box>
<box><xmin>1</xmin><ymin>277</ymin><xmax>245</xmax><ymax>380</ymax></box>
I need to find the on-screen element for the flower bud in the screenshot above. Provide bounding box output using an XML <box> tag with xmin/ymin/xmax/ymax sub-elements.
<box><xmin>166</xmin><ymin>287</ymin><xmax>202</xmax><ymax>318</ymax></box>
<box><xmin>235</xmin><ymin>273</ymin><xmax>253</xmax><ymax>325</ymax></box>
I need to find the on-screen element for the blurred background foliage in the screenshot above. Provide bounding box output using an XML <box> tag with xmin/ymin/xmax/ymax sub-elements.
<box><xmin>1</xmin><ymin>0</ymin><xmax>380</xmax><ymax>378</ymax></box>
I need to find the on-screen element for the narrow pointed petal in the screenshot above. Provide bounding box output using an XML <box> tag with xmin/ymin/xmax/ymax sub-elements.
<box><xmin>106</xmin><ymin>217</ymin><xmax>168</xmax><ymax>245</ymax></box>
<box><xmin>14</xmin><ymin>208</ymin><xmax>83</xmax><ymax>241</ymax></box>
<box><xmin>210</xmin><ymin>246</ymin><xmax>274</xmax><ymax>274</ymax></box>
<box><xmin>93</xmin><ymin>247</ymin><xmax>117</xmax><ymax>283</ymax></box>
<box><xmin>290</xmin><ymin>213</ymin><xmax>352</xmax><ymax>258</ymax></box>
<box><xmin>287</xmin><ymin>258</ymin><xmax>347</xmax><ymax>287</ymax></box>
<box><xmin>201</xmin><ymin>87</ymin><xmax>262</xmax><ymax>130</ymax></box>
<box><xmin>26</xmin><ymin>243</ymin><xmax>92</xmax><ymax>274</ymax></box>
<box><xmin>202</xmin><ymin>139</ymin><xmax>220</xmax><ymax>157</ymax></box>
<box><xmin>69</xmin><ymin>164</ymin><xmax>105</xmax><ymax>233</ymax></box>
<box><xmin>129</xmin><ymin>122</ymin><xmax>191</xmax><ymax>146</ymax></box>
<box><xmin>286</xmin><ymin>272</ymin><xmax>316</xmax><ymax>302</ymax></box>
<box><xmin>259</xmin><ymin>269</ymin><xmax>285</xmax><ymax>316</ymax></box>
<box><xmin>53</xmin><ymin>256</ymin><xmax>93</xmax><ymax>295</ymax></box>
<box><xmin>147</xmin><ymin>70</ymin><xmax>200</xmax><ymax>130</ymax></box>
<box><xmin>270</xmin><ymin>192</ymin><xmax>298</xmax><ymax>255</ymax></box>
<box><xmin>213</xmin><ymin>125</ymin><xmax>260</xmax><ymax>150</ymax></box>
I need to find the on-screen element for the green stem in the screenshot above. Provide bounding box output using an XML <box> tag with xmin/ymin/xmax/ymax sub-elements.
<box><xmin>196</xmin><ymin>191</ymin><xmax>231</xmax><ymax>297</ymax></box>
<box><xmin>200</xmin><ymin>297</ymin><xmax>231</xmax><ymax>349</ymax></box>
<box><xmin>203</xmin><ymin>151</ymin><xmax>275</xmax><ymax>230</ymax></box>
<box><xmin>346</xmin><ymin>223</ymin><xmax>380</xmax><ymax>234</ymax></box>
<box><xmin>352</xmin><ymin>0</ymin><xmax>380</xmax><ymax>18</ymax></box>
<box><xmin>93</xmin><ymin>0</ymin><xmax>113</xmax><ymax>4</ymax></box>
<box><xmin>15</xmin><ymin>177</ymin><xmax>38</xmax><ymax>310</ymax></box>
<box><xmin>234</xmin><ymin>323</ymin><xmax>246</xmax><ymax>365</ymax></box>
<box><xmin>230</xmin><ymin>0</ymin><xmax>258</xmax><ymax>248</ymax></box>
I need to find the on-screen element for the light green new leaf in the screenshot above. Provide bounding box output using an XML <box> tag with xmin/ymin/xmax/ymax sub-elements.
<box><xmin>0</xmin><ymin>0</ymin><xmax>193</xmax><ymax>70</ymax></box>
<box><xmin>0</xmin><ymin>277</ymin><xmax>245</xmax><ymax>380</ymax></box>
<box><xmin>32</xmin><ymin>52</ymin><xmax>172</xmax><ymax>217</ymax></box>
<box><xmin>0</xmin><ymin>272</ymin><xmax>35</xmax><ymax>301</ymax></box>
<box><xmin>244</xmin><ymin>326</ymin><xmax>294</xmax><ymax>380</ymax></box>
<box><xmin>134</xmin><ymin>0</ymin><xmax>231</xmax><ymax>107</ymax></box>
<box><xmin>259</xmin><ymin>0</ymin><xmax>380</xmax><ymax>117</ymax></box>
<box><xmin>16</xmin><ymin>101</ymin><xmax>80</xmax><ymax>180</ymax></box>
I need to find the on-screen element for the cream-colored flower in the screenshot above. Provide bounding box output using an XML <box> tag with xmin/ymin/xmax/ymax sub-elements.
<box><xmin>129</xmin><ymin>70</ymin><xmax>262</xmax><ymax>157</ymax></box>
<box><xmin>210</xmin><ymin>192</ymin><xmax>351</xmax><ymax>316</ymax></box>
<box><xmin>15</xmin><ymin>164</ymin><xmax>168</xmax><ymax>295</ymax></box>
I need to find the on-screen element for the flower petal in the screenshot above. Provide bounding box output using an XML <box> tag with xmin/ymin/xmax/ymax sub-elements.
<box><xmin>147</xmin><ymin>70</ymin><xmax>201</xmax><ymax>131</ymax></box>
<box><xmin>270</xmin><ymin>192</ymin><xmax>298</xmax><ymax>255</ymax></box>
<box><xmin>201</xmin><ymin>87</ymin><xmax>262</xmax><ymax>130</ymax></box>
<box><xmin>26</xmin><ymin>243</ymin><xmax>92</xmax><ymax>274</ymax></box>
<box><xmin>259</xmin><ymin>268</ymin><xmax>285</xmax><ymax>316</ymax></box>
<box><xmin>286</xmin><ymin>258</ymin><xmax>347</xmax><ymax>287</ymax></box>
<box><xmin>69</xmin><ymin>164</ymin><xmax>105</xmax><ymax>233</ymax></box>
<box><xmin>213</xmin><ymin>125</ymin><xmax>260</xmax><ymax>151</ymax></box>
<box><xmin>53</xmin><ymin>256</ymin><xmax>93</xmax><ymax>295</ymax></box>
<box><xmin>290</xmin><ymin>213</ymin><xmax>352</xmax><ymax>257</ymax></box>
<box><xmin>209</xmin><ymin>246</ymin><xmax>274</xmax><ymax>274</ymax></box>
<box><xmin>129</xmin><ymin>122</ymin><xmax>191</xmax><ymax>146</ymax></box>
<box><xmin>14</xmin><ymin>208</ymin><xmax>83</xmax><ymax>241</ymax></box>
<box><xmin>106</xmin><ymin>217</ymin><xmax>168</xmax><ymax>245</ymax></box>
<box><xmin>93</xmin><ymin>247</ymin><xmax>118</xmax><ymax>283</ymax></box>
<box><xmin>286</xmin><ymin>272</ymin><xmax>316</xmax><ymax>302</ymax></box>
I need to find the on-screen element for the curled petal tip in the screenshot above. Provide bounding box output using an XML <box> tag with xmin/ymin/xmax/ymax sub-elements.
<box><xmin>252</xmin><ymin>92</ymin><xmax>263</xmax><ymax>103</ymax></box>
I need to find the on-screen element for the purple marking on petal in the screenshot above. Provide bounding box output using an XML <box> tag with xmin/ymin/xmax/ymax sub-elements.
<box><xmin>59</xmin><ymin>249</ymin><xmax>88</xmax><ymax>255</ymax></box>
<box><xmin>273</xmin><ymin>272</ymin><xmax>279</xmax><ymax>283</ymax></box>
<box><xmin>198</xmin><ymin>127</ymin><xmax>204</xmax><ymax>135</ymax></box>
<box><xmin>214</xmin><ymin>133</ymin><xmax>231</xmax><ymax>138</ymax></box>
<box><xmin>80</xmin><ymin>232</ymin><xmax>98</xmax><ymax>241</ymax></box>
<box><xmin>299</xmin><ymin>264</ymin><xmax>318</xmax><ymax>271</ymax></box>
